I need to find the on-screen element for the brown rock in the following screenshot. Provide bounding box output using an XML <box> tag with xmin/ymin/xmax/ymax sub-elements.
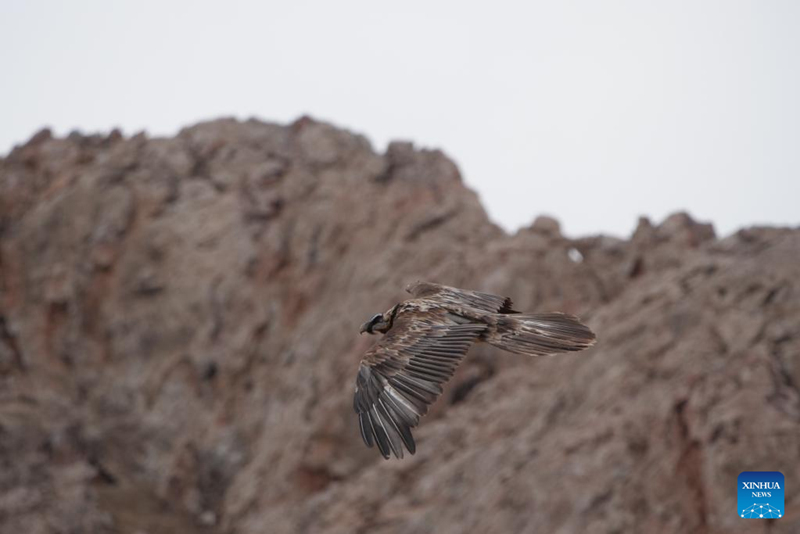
<box><xmin>0</xmin><ymin>118</ymin><xmax>798</xmax><ymax>534</ymax></box>
<box><xmin>529</xmin><ymin>214</ymin><xmax>562</xmax><ymax>237</ymax></box>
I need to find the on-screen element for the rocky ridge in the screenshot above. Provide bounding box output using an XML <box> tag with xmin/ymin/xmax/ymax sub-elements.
<box><xmin>0</xmin><ymin>118</ymin><xmax>798</xmax><ymax>533</ymax></box>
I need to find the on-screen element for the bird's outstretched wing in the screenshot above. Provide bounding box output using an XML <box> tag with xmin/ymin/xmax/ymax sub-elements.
<box><xmin>406</xmin><ymin>281</ymin><xmax>518</xmax><ymax>314</ymax></box>
<box><xmin>353</xmin><ymin>307</ymin><xmax>485</xmax><ymax>459</ymax></box>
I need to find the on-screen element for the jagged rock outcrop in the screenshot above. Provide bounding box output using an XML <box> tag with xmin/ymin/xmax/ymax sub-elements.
<box><xmin>1</xmin><ymin>118</ymin><xmax>798</xmax><ymax>533</ymax></box>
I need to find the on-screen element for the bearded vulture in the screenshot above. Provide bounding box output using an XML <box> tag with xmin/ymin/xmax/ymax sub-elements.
<box><xmin>353</xmin><ymin>281</ymin><xmax>596</xmax><ymax>459</ymax></box>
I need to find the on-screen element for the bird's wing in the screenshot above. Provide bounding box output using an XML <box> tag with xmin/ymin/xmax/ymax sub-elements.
<box><xmin>353</xmin><ymin>307</ymin><xmax>485</xmax><ymax>459</ymax></box>
<box><xmin>405</xmin><ymin>281</ymin><xmax>518</xmax><ymax>314</ymax></box>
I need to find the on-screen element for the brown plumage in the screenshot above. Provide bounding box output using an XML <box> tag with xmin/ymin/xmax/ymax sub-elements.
<box><xmin>353</xmin><ymin>282</ymin><xmax>597</xmax><ymax>459</ymax></box>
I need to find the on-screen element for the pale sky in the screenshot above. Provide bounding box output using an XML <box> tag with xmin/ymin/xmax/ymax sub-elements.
<box><xmin>1</xmin><ymin>1</ymin><xmax>798</xmax><ymax>237</ymax></box>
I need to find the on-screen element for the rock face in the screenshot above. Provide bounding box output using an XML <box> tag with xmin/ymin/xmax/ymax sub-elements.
<box><xmin>1</xmin><ymin>118</ymin><xmax>798</xmax><ymax>534</ymax></box>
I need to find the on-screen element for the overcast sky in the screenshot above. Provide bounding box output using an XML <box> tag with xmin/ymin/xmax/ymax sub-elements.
<box><xmin>1</xmin><ymin>1</ymin><xmax>798</xmax><ymax>237</ymax></box>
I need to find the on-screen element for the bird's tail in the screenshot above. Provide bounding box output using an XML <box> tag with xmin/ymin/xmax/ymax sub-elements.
<box><xmin>484</xmin><ymin>313</ymin><xmax>596</xmax><ymax>356</ymax></box>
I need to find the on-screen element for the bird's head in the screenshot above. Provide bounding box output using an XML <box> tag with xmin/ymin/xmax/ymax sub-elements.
<box><xmin>360</xmin><ymin>312</ymin><xmax>390</xmax><ymax>335</ymax></box>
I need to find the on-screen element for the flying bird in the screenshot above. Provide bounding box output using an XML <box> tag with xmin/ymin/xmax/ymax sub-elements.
<box><xmin>353</xmin><ymin>281</ymin><xmax>596</xmax><ymax>459</ymax></box>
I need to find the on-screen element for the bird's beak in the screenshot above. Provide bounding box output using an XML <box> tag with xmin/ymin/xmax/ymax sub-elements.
<box><xmin>359</xmin><ymin>322</ymin><xmax>369</xmax><ymax>335</ymax></box>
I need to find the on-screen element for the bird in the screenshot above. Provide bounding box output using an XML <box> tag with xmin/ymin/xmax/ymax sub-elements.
<box><xmin>353</xmin><ymin>281</ymin><xmax>596</xmax><ymax>460</ymax></box>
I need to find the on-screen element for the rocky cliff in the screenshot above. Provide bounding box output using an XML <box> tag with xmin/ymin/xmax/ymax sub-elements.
<box><xmin>1</xmin><ymin>118</ymin><xmax>798</xmax><ymax>533</ymax></box>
